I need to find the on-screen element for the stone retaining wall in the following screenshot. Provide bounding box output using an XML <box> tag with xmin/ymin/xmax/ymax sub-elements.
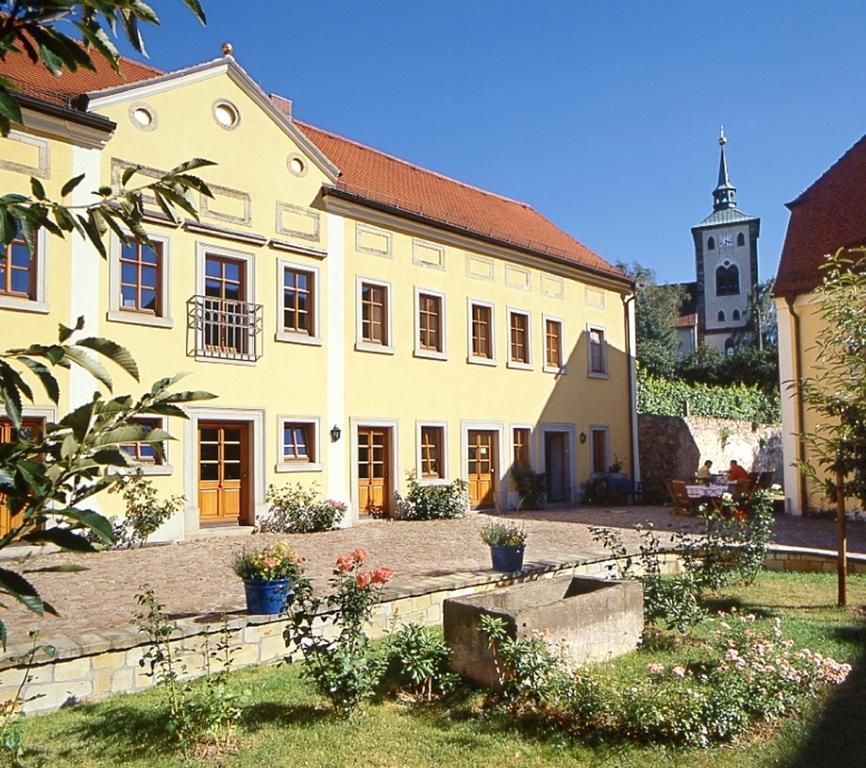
<box><xmin>1</xmin><ymin>546</ymin><xmax>857</xmax><ymax>715</ymax></box>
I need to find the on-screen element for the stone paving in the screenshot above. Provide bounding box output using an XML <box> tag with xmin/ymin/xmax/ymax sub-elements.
<box><xmin>3</xmin><ymin>506</ymin><xmax>864</xmax><ymax>659</ymax></box>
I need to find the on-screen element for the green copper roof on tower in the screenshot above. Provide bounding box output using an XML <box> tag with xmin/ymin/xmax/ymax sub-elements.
<box><xmin>713</xmin><ymin>125</ymin><xmax>737</xmax><ymax>211</ymax></box>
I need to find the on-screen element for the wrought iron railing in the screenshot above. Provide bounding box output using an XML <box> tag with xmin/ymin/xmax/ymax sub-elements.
<box><xmin>187</xmin><ymin>295</ymin><xmax>263</xmax><ymax>362</ymax></box>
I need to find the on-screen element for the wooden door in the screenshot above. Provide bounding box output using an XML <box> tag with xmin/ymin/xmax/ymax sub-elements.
<box><xmin>357</xmin><ymin>426</ymin><xmax>390</xmax><ymax>516</ymax></box>
<box><xmin>467</xmin><ymin>430</ymin><xmax>496</xmax><ymax>509</ymax></box>
<box><xmin>198</xmin><ymin>422</ymin><xmax>249</xmax><ymax>526</ymax></box>
<box><xmin>0</xmin><ymin>418</ymin><xmax>43</xmax><ymax>537</ymax></box>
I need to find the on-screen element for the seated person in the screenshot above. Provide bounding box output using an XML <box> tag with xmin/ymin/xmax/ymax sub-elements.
<box><xmin>728</xmin><ymin>460</ymin><xmax>749</xmax><ymax>483</ymax></box>
<box><xmin>695</xmin><ymin>460</ymin><xmax>713</xmax><ymax>484</ymax></box>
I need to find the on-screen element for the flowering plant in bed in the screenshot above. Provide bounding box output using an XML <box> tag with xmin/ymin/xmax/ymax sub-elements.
<box><xmin>232</xmin><ymin>542</ymin><xmax>305</xmax><ymax>614</ymax></box>
<box><xmin>480</xmin><ymin>523</ymin><xmax>527</xmax><ymax>572</ymax></box>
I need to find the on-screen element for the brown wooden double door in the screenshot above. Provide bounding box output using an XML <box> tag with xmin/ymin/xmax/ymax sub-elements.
<box><xmin>198</xmin><ymin>421</ymin><xmax>249</xmax><ymax>525</ymax></box>
<box><xmin>0</xmin><ymin>418</ymin><xmax>43</xmax><ymax>537</ymax></box>
<box><xmin>468</xmin><ymin>430</ymin><xmax>497</xmax><ymax>509</ymax></box>
<box><xmin>357</xmin><ymin>426</ymin><xmax>390</xmax><ymax>516</ymax></box>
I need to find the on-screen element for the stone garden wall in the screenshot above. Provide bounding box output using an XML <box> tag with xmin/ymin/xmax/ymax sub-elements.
<box><xmin>638</xmin><ymin>413</ymin><xmax>783</xmax><ymax>488</ymax></box>
<box><xmin>2</xmin><ymin>545</ymin><xmax>857</xmax><ymax>716</ymax></box>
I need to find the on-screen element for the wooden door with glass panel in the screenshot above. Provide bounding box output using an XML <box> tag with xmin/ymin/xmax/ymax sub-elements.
<box><xmin>0</xmin><ymin>418</ymin><xmax>43</xmax><ymax>537</ymax></box>
<box><xmin>467</xmin><ymin>430</ymin><xmax>496</xmax><ymax>509</ymax></box>
<box><xmin>198</xmin><ymin>422</ymin><xmax>248</xmax><ymax>525</ymax></box>
<box><xmin>357</xmin><ymin>426</ymin><xmax>390</xmax><ymax>516</ymax></box>
<box><xmin>204</xmin><ymin>255</ymin><xmax>247</xmax><ymax>356</ymax></box>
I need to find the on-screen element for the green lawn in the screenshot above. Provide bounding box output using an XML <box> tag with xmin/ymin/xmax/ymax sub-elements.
<box><xmin>15</xmin><ymin>571</ymin><xmax>866</xmax><ymax>768</ymax></box>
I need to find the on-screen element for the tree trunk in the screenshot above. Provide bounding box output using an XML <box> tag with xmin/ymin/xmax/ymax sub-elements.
<box><xmin>836</xmin><ymin>467</ymin><xmax>847</xmax><ymax>607</ymax></box>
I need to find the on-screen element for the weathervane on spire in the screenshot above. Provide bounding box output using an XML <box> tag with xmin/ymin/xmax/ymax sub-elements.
<box><xmin>719</xmin><ymin>125</ymin><xmax>727</xmax><ymax>146</ymax></box>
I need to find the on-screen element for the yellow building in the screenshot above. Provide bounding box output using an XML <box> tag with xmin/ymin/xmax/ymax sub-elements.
<box><xmin>775</xmin><ymin>133</ymin><xmax>866</xmax><ymax>515</ymax></box>
<box><xmin>0</xmin><ymin>49</ymin><xmax>637</xmax><ymax>539</ymax></box>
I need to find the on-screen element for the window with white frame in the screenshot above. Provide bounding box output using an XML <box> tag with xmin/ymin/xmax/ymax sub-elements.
<box><xmin>108</xmin><ymin>233</ymin><xmax>171</xmax><ymax>327</ymax></box>
<box><xmin>468</xmin><ymin>300</ymin><xmax>495</xmax><ymax>363</ymax></box>
<box><xmin>277</xmin><ymin>260</ymin><xmax>320</xmax><ymax>343</ymax></box>
<box><xmin>415</xmin><ymin>288</ymin><xmax>446</xmax><ymax>358</ymax></box>
<box><xmin>588</xmin><ymin>326</ymin><xmax>608</xmax><ymax>376</ymax></box>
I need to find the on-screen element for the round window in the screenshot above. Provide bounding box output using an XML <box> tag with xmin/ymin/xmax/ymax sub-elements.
<box><xmin>287</xmin><ymin>154</ymin><xmax>307</xmax><ymax>177</ymax></box>
<box><xmin>129</xmin><ymin>103</ymin><xmax>157</xmax><ymax>131</ymax></box>
<box><xmin>212</xmin><ymin>100</ymin><xmax>240</xmax><ymax>130</ymax></box>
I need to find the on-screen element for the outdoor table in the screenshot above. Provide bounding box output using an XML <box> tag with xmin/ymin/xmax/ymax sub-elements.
<box><xmin>685</xmin><ymin>484</ymin><xmax>727</xmax><ymax>499</ymax></box>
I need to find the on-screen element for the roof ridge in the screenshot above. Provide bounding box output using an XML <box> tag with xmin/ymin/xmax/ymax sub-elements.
<box><xmin>294</xmin><ymin>117</ymin><xmax>532</xmax><ymax>209</ymax></box>
<box><xmin>786</xmin><ymin>132</ymin><xmax>866</xmax><ymax>208</ymax></box>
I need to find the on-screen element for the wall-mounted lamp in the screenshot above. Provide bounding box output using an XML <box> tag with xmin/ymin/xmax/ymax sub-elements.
<box><xmin>330</xmin><ymin>424</ymin><xmax>342</xmax><ymax>443</ymax></box>
<box><xmin>579</xmin><ymin>432</ymin><xmax>587</xmax><ymax>444</ymax></box>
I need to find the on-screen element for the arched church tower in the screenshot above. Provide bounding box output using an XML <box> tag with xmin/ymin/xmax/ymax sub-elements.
<box><xmin>690</xmin><ymin>128</ymin><xmax>760</xmax><ymax>354</ymax></box>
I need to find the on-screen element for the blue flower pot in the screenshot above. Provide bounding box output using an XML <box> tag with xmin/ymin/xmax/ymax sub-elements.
<box><xmin>243</xmin><ymin>578</ymin><xmax>291</xmax><ymax>615</ymax></box>
<box><xmin>490</xmin><ymin>545</ymin><xmax>525</xmax><ymax>572</ymax></box>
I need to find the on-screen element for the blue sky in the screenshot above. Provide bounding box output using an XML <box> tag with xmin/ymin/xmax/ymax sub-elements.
<box><xmin>118</xmin><ymin>1</ymin><xmax>866</xmax><ymax>284</ymax></box>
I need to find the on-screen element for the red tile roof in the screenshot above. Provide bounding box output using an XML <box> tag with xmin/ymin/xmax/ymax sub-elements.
<box><xmin>296</xmin><ymin>121</ymin><xmax>622</xmax><ymax>277</ymax></box>
<box><xmin>0</xmin><ymin>44</ymin><xmax>160</xmax><ymax>107</ymax></box>
<box><xmin>675</xmin><ymin>313</ymin><xmax>697</xmax><ymax>329</ymax></box>
<box><xmin>0</xmin><ymin>49</ymin><xmax>623</xmax><ymax>280</ymax></box>
<box><xmin>776</xmin><ymin>134</ymin><xmax>866</xmax><ymax>297</ymax></box>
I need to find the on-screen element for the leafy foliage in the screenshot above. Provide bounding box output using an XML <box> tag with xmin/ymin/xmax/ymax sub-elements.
<box><xmin>798</xmin><ymin>247</ymin><xmax>866</xmax><ymax>510</ymax></box>
<box><xmin>393</xmin><ymin>471</ymin><xmax>468</xmax><ymax>520</ymax></box>
<box><xmin>383</xmin><ymin>623</ymin><xmax>458</xmax><ymax>702</ymax></box>
<box><xmin>109</xmin><ymin>474</ymin><xmax>184</xmax><ymax>549</ymax></box>
<box><xmin>510</xmin><ymin>465</ymin><xmax>546</xmax><ymax>510</ymax></box>
<box><xmin>617</xmin><ymin>261</ymin><xmax>688</xmax><ymax>378</ymax></box>
<box><xmin>677</xmin><ymin>344</ymin><xmax>780</xmax><ymax>395</ymax></box>
<box><xmin>0</xmin><ymin>2</ymin><xmax>214</xmax><ymax>259</ymax></box>
<box><xmin>638</xmin><ymin>367</ymin><xmax>780</xmax><ymax>423</ymax></box>
<box><xmin>480</xmin><ymin>522</ymin><xmax>526</xmax><ymax>548</ymax></box>
<box><xmin>591</xmin><ymin>489</ymin><xmax>776</xmax><ymax>632</ymax></box>
<box><xmin>257</xmin><ymin>483</ymin><xmax>346</xmax><ymax>533</ymax></box>
<box><xmin>284</xmin><ymin>549</ymin><xmax>394</xmax><ymax>717</ymax></box>
<box><xmin>0</xmin><ymin>322</ymin><xmax>214</xmax><ymax>646</ymax></box>
<box><xmin>134</xmin><ymin>587</ymin><xmax>246</xmax><ymax>755</ymax></box>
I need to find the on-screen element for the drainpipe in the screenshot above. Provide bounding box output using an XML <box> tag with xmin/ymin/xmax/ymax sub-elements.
<box><xmin>623</xmin><ymin>293</ymin><xmax>640</xmax><ymax>483</ymax></box>
<box><xmin>785</xmin><ymin>296</ymin><xmax>809</xmax><ymax>514</ymax></box>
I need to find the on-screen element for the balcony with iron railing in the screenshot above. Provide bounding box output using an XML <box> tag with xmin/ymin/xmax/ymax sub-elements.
<box><xmin>187</xmin><ymin>295</ymin><xmax>263</xmax><ymax>363</ymax></box>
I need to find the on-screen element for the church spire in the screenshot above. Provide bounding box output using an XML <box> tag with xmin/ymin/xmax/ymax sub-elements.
<box><xmin>713</xmin><ymin>125</ymin><xmax>737</xmax><ymax>211</ymax></box>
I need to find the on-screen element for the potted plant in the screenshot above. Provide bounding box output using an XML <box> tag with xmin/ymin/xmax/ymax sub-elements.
<box><xmin>480</xmin><ymin>523</ymin><xmax>527</xmax><ymax>572</ymax></box>
<box><xmin>232</xmin><ymin>541</ymin><xmax>305</xmax><ymax>614</ymax></box>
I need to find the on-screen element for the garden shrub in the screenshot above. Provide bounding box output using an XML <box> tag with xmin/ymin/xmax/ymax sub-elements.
<box><xmin>591</xmin><ymin>488</ymin><xmax>776</xmax><ymax>632</ymax></box>
<box><xmin>582</xmin><ymin>476</ymin><xmax>629</xmax><ymax>506</ymax></box>
<box><xmin>109</xmin><ymin>475</ymin><xmax>184</xmax><ymax>548</ymax></box>
<box><xmin>510</xmin><ymin>466</ymin><xmax>546</xmax><ymax>510</ymax></box>
<box><xmin>383</xmin><ymin>623</ymin><xmax>458</xmax><ymax>701</ymax></box>
<box><xmin>258</xmin><ymin>482</ymin><xmax>346</xmax><ymax>533</ymax></box>
<box><xmin>478</xmin><ymin>609</ymin><xmax>850</xmax><ymax>748</ymax></box>
<box><xmin>637</xmin><ymin>367</ymin><xmax>780</xmax><ymax>424</ymax></box>
<box><xmin>284</xmin><ymin>549</ymin><xmax>394</xmax><ymax>717</ymax></box>
<box><xmin>392</xmin><ymin>471</ymin><xmax>468</xmax><ymax>520</ymax></box>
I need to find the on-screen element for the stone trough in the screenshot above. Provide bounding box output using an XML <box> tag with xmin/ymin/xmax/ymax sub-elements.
<box><xmin>443</xmin><ymin>575</ymin><xmax>643</xmax><ymax>686</ymax></box>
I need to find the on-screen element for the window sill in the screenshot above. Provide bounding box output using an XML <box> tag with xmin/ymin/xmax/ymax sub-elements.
<box><xmin>507</xmin><ymin>361</ymin><xmax>533</xmax><ymax>371</ymax></box>
<box><xmin>467</xmin><ymin>355</ymin><xmax>497</xmax><ymax>367</ymax></box>
<box><xmin>544</xmin><ymin>365</ymin><xmax>568</xmax><ymax>375</ymax></box>
<box><xmin>275</xmin><ymin>331</ymin><xmax>322</xmax><ymax>346</ymax></box>
<box><xmin>276</xmin><ymin>462</ymin><xmax>323</xmax><ymax>473</ymax></box>
<box><xmin>355</xmin><ymin>341</ymin><xmax>394</xmax><ymax>355</ymax></box>
<box><xmin>414</xmin><ymin>348</ymin><xmax>448</xmax><ymax>361</ymax></box>
<box><xmin>0</xmin><ymin>296</ymin><xmax>50</xmax><ymax>314</ymax></box>
<box><xmin>107</xmin><ymin>310</ymin><xmax>174</xmax><ymax>329</ymax></box>
<box><xmin>588</xmin><ymin>371</ymin><xmax>609</xmax><ymax>380</ymax></box>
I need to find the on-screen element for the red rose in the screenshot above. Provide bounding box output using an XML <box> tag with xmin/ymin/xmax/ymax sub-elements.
<box><xmin>370</xmin><ymin>566</ymin><xmax>394</xmax><ymax>584</ymax></box>
<box><xmin>355</xmin><ymin>571</ymin><xmax>373</xmax><ymax>588</ymax></box>
<box><xmin>352</xmin><ymin>548</ymin><xmax>367</xmax><ymax>564</ymax></box>
<box><xmin>336</xmin><ymin>554</ymin><xmax>353</xmax><ymax>572</ymax></box>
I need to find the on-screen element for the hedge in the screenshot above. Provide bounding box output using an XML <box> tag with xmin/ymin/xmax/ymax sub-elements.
<box><xmin>637</xmin><ymin>369</ymin><xmax>780</xmax><ymax>424</ymax></box>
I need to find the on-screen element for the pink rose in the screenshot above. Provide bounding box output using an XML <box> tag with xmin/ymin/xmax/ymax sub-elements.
<box><xmin>370</xmin><ymin>566</ymin><xmax>394</xmax><ymax>585</ymax></box>
<box><xmin>336</xmin><ymin>554</ymin><xmax>353</xmax><ymax>573</ymax></box>
<box><xmin>352</xmin><ymin>548</ymin><xmax>367</xmax><ymax>564</ymax></box>
<box><xmin>355</xmin><ymin>571</ymin><xmax>373</xmax><ymax>588</ymax></box>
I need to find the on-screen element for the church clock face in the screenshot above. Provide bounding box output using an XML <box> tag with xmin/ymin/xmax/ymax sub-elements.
<box><xmin>718</xmin><ymin>233</ymin><xmax>733</xmax><ymax>248</ymax></box>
